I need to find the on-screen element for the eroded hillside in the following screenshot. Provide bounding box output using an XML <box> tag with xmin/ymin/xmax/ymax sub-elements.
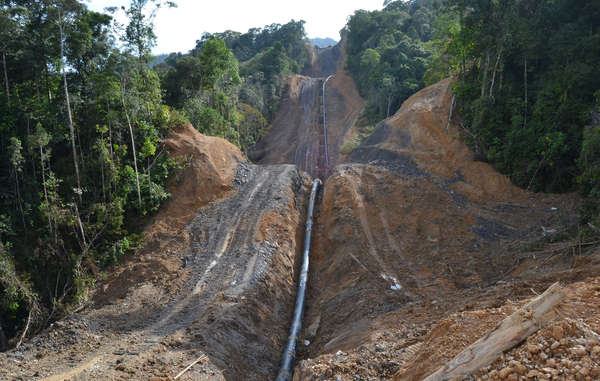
<box><xmin>1</xmin><ymin>41</ymin><xmax>599</xmax><ymax>381</ymax></box>
<box><xmin>250</xmin><ymin>37</ymin><xmax>365</xmax><ymax>179</ymax></box>
<box><xmin>292</xmin><ymin>78</ymin><xmax>599</xmax><ymax>381</ymax></box>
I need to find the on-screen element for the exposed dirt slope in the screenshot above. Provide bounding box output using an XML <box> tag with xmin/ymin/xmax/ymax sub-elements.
<box><xmin>250</xmin><ymin>37</ymin><xmax>365</xmax><ymax>178</ymax></box>
<box><xmin>95</xmin><ymin>124</ymin><xmax>244</xmax><ymax>304</ymax></box>
<box><xmin>150</xmin><ymin>123</ymin><xmax>243</xmax><ymax>236</ymax></box>
<box><xmin>0</xmin><ymin>128</ymin><xmax>311</xmax><ymax>380</ymax></box>
<box><xmin>2</xmin><ymin>50</ymin><xmax>599</xmax><ymax>381</ymax></box>
<box><xmin>349</xmin><ymin>78</ymin><xmax>523</xmax><ymax>203</ymax></box>
<box><xmin>303</xmin><ymin>42</ymin><xmax>341</xmax><ymax>78</ymax></box>
<box><xmin>250</xmin><ymin>75</ymin><xmax>324</xmax><ymax>176</ymax></box>
<box><xmin>292</xmin><ymin>79</ymin><xmax>599</xmax><ymax>380</ymax></box>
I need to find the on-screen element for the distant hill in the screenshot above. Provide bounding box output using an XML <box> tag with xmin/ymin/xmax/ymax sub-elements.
<box><xmin>149</xmin><ymin>53</ymin><xmax>169</xmax><ymax>68</ymax></box>
<box><xmin>310</xmin><ymin>37</ymin><xmax>337</xmax><ymax>48</ymax></box>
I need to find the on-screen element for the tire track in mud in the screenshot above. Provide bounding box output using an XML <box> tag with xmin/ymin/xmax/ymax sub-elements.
<box><xmin>36</xmin><ymin>163</ymin><xmax>306</xmax><ymax>381</ymax></box>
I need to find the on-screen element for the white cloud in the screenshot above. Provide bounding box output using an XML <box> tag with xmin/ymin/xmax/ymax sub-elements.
<box><xmin>85</xmin><ymin>0</ymin><xmax>382</xmax><ymax>54</ymax></box>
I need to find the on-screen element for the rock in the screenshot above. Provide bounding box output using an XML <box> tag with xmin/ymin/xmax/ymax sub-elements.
<box><xmin>509</xmin><ymin>360</ymin><xmax>526</xmax><ymax>375</ymax></box>
<box><xmin>571</xmin><ymin>346</ymin><xmax>587</xmax><ymax>357</ymax></box>
<box><xmin>527</xmin><ymin>343</ymin><xmax>540</xmax><ymax>354</ymax></box>
<box><xmin>542</xmin><ymin>367</ymin><xmax>557</xmax><ymax>374</ymax></box>
<box><xmin>527</xmin><ymin>369</ymin><xmax>540</xmax><ymax>378</ymax></box>
<box><xmin>552</xmin><ymin>325</ymin><xmax>564</xmax><ymax>340</ymax></box>
<box><xmin>579</xmin><ymin>366</ymin><xmax>590</xmax><ymax>376</ymax></box>
<box><xmin>498</xmin><ymin>367</ymin><xmax>513</xmax><ymax>379</ymax></box>
<box><xmin>592</xmin><ymin>346</ymin><xmax>600</xmax><ymax>354</ymax></box>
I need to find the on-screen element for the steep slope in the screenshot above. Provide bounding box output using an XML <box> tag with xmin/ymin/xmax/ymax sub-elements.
<box><xmin>348</xmin><ymin>78</ymin><xmax>523</xmax><ymax>203</ymax></box>
<box><xmin>291</xmin><ymin>79</ymin><xmax>599</xmax><ymax>380</ymax></box>
<box><xmin>2</xmin><ymin>47</ymin><xmax>598</xmax><ymax>381</ymax></box>
<box><xmin>0</xmin><ymin>125</ymin><xmax>311</xmax><ymax>380</ymax></box>
<box><xmin>303</xmin><ymin>42</ymin><xmax>341</xmax><ymax>78</ymax></box>
<box><xmin>250</xmin><ymin>37</ymin><xmax>365</xmax><ymax>178</ymax></box>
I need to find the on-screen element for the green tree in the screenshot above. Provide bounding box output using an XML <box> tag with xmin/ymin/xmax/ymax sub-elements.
<box><xmin>0</xmin><ymin>0</ymin><xmax>179</xmax><ymax>342</ymax></box>
<box><xmin>447</xmin><ymin>0</ymin><xmax>600</xmax><ymax>192</ymax></box>
<box><xmin>346</xmin><ymin>0</ymin><xmax>437</xmax><ymax>122</ymax></box>
<box><xmin>121</xmin><ymin>0</ymin><xmax>176</xmax><ymax>64</ymax></box>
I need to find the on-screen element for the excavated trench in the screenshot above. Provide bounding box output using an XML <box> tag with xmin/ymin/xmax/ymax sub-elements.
<box><xmin>2</xmin><ymin>40</ymin><xmax>596</xmax><ymax>381</ymax></box>
<box><xmin>0</xmin><ymin>45</ymin><xmax>337</xmax><ymax>381</ymax></box>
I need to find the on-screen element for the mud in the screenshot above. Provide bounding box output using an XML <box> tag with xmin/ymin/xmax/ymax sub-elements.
<box><xmin>0</xmin><ymin>130</ymin><xmax>311</xmax><ymax>380</ymax></box>
<box><xmin>2</xmin><ymin>40</ymin><xmax>599</xmax><ymax>381</ymax></box>
<box><xmin>290</xmin><ymin>80</ymin><xmax>597</xmax><ymax>380</ymax></box>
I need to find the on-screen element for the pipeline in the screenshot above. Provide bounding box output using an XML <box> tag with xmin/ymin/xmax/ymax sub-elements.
<box><xmin>275</xmin><ymin>178</ymin><xmax>322</xmax><ymax>381</ymax></box>
<box><xmin>322</xmin><ymin>75</ymin><xmax>333</xmax><ymax>169</ymax></box>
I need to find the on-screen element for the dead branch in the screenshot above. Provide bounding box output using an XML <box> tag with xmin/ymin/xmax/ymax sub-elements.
<box><xmin>15</xmin><ymin>308</ymin><xmax>33</xmax><ymax>349</ymax></box>
<box><xmin>174</xmin><ymin>354</ymin><xmax>207</xmax><ymax>379</ymax></box>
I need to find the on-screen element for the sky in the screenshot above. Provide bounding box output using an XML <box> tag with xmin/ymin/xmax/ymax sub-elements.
<box><xmin>85</xmin><ymin>0</ymin><xmax>383</xmax><ymax>55</ymax></box>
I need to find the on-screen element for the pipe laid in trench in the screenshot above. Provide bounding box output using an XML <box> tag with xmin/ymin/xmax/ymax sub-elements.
<box><xmin>275</xmin><ymin>178</ymin><xmax>322</xmax><ymax>381</ymax></box>
<box><xmin>322</xmin><ymin>75</ymin><xmax>333</xmax><ymax>169</ymax></box>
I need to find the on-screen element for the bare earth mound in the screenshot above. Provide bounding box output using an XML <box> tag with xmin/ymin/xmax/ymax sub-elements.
<box><xmin>95</xmin><ymin>124</ymin><xmax>244</xmax><ymax>305</ymax></box>
<box><xmin>2</xmin><ymin>56</ymin><xmax>599</xmax><ymax>380</ymax></box>
<box><xmin>292</xmin><ymin>79</ymin><xmax>599</xmax><ymax>380</ymax></box>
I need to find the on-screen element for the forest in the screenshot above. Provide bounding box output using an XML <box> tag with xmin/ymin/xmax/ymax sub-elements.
<box><xmin>344</xmin><ymin>0</ymin><xmax>600</xmax><ymax>233</ymax></box>
<box><xmin>0</xmin><ymin>0</ymin><xmax>313</xmax><ymax>346</ymax></box>
<box><xmin>0</xmin><ymin>0</ymin><xmax>599</xmax><ymax>350</ymax></box>
<box><xmin>434</xmin><ymin>0</ymin><xmax>600</xmax><ymax>230</ymax></box>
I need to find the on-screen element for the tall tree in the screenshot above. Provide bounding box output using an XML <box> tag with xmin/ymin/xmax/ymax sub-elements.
<box><xmin>120</xmin><ymin>0</ymin><xmax>176</xmax><ymax>207</ymax></box>
<box><xmin>55</xmin><ymin>1</ymin><xmax>82</xmax><ymax>203</ymax></box>
<box><xmin>0</xmin><ymin>7</ymin><xmax>15</xmax><ymax>109</ymax></box>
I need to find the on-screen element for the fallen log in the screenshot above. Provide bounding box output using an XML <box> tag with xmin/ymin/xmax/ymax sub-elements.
<box><xmin>423</xmin><ymin>282</ymin><xmax>564</xmax><ymax>381</ymax></box>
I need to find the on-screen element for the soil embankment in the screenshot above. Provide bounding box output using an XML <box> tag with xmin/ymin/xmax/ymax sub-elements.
<box><xmin>292</xmin><ymin>79</ymin><xmax>600</xmax><ymax>380</ymax></box>
<box><xmin>0</xmin><ymin>125</ymin><xmax>311</xmax><ymax>380</ymax></box>
<box><xmin>2</xmin><ymin>41</ymin><xmax>600</xmax><ymax>381</ymax></box>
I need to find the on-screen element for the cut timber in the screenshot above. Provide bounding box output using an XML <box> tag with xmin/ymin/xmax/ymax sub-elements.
<box><xmin>423</xmin><ymin>282</ymin><xmax>564</xmax><ymax>381</ymax></box>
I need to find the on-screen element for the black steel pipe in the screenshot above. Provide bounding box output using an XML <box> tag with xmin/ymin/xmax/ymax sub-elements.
<box><xmin>322</xmin><ymin>75</ymin><xmax>333</xmax><ymax>169</ymax></box>
<box><xmin>275</xmin><ymin>178</ymin><xmax>322</xmax><ymax>381</ymax></box>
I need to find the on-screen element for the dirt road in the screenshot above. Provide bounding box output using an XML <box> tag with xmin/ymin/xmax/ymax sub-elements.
<box><xmin>250</xmin><ymin>38</ymin><xmax>364</xmax><ymax>179</ymax></box>
<box><xmin>2</xmin><ymin>41</ymin><xmax>600</xmax><ymax>381</ymax></box>
<box><xmin>0</xmin><ymin>159</ymin><xmax>311</xmax><ymax>380</ymax></box>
